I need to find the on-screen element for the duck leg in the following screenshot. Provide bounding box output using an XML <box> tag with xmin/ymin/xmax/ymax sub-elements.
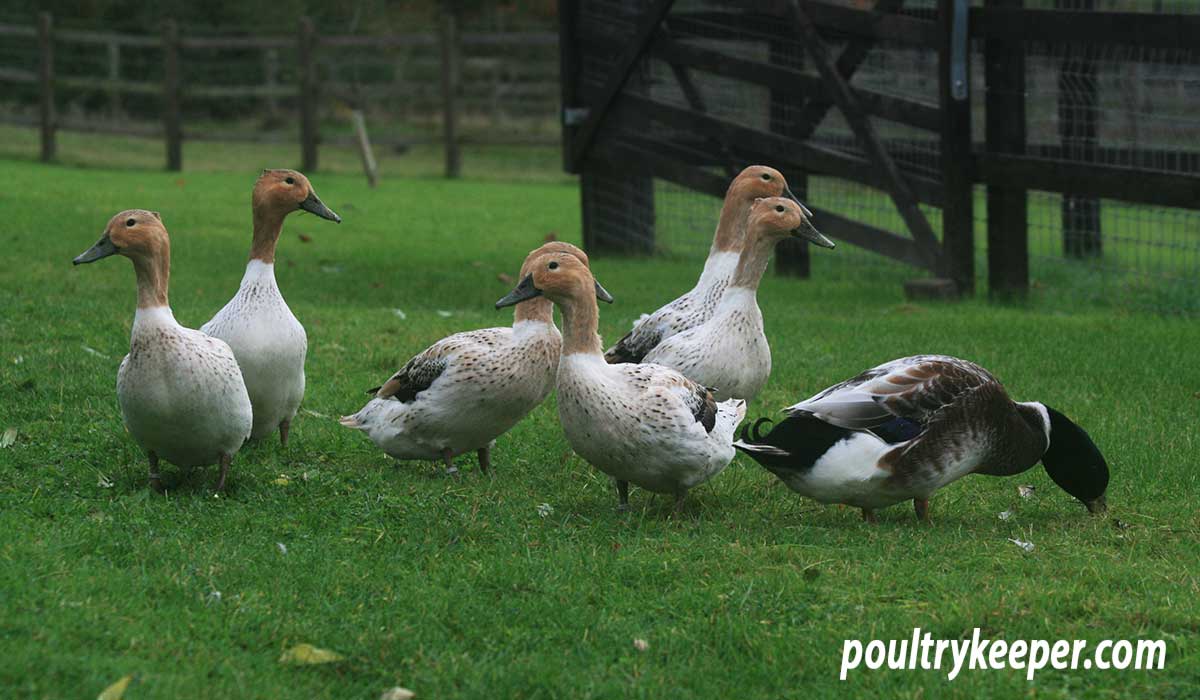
<box><xmin>672</xmin><ymin>491</ymin><xmax>687</xmax><ymax>516</ymax></box>
<box><xmin>476</xmin><ymin>446</ymin><xmax>491</xmax><ymax>475</ymax></box>
<box><xmin>861</xmin><ymin>508</ymin><xmax>879</xmax><ymax>524</ymax></box>
<box><xmin>148</xmin><ymin>451</ymin><xmax>164</xmax><ymax>492</ymax></box>
<box><xmin>279</xmin><ymin>418</ymin><xmax>291</xmax><ymax>447</ymax></box>
<box><xmin>215</xmin><ymin>453</ymin><xmax>232</xmax><ymax>492</ymax></box>
<box><xmin>441</xmin><ymin>449</ymin><xmax>459</xmax><ymax>477</ymax></box>
<box><xmin>616</xmin><ymin>480</ymin><xmax>630</xmax><ymax>512</ymax></box>
<box><xmin>913</xmin><ymin>498</ymin><xmax>931</xmax><ymax>523</ymax></box>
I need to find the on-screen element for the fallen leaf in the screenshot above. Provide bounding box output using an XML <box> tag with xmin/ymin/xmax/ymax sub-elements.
<box><xmin>380</xmin><ymin>688</ymin><xmax>415</xmax><ymax>700</ymax></box>
<box><xmin>273</xmin><ymin>476</ymin><xmax>290</xmax><ymax>486</ymax></box>
<box><xmin>279</xmin><ymin>643</ymin><xmax>345</xmax><ymax>665</ymax></box>
<box><xmin>97</xmin><ymin>475</ymin><xmax>114</xmax><ymax>489</ymax></box>
<box><xmin>298</xmin><ymin>233</ymin><xmax>312</xmax><ymax>243</ymax></box>
<box><xmin>174</xmin><ymin>178</ymin><xmax>187</xmax><ymax>188</ymax></box>
<box><xmin>392</xmin><ymin>309</ymin><xmax>407</xmax><ymax>320</ymax></box>
<box><xmin>98</xmin><ymin>674</ymin><xmax>134</xmax><ymax>700</ymax></box>
<box><xmin>82</xmin><ymin>345</ymin><xmax>110</xmax><ymax>359</ymax></box>
<box><xmin>470</xmin><ymin>260</ymin><xmax>484</xmax><ymax>268</ymax></box>
<box><xmin>12</xmin><ymin>355</ymin><xmax>23</xmax><ymax>364</ymax></box>
<box><xmin>320</xmin><ymin>264</ymin><xmax>343</xmax><ymax>274</ymax></box>
<box><xmin>633</xmin><ymin>638</ymin><xmax>649</xmax><ymax>652</ymax></box>
<box><xmin>544</xmin><ymin>231</ymin><xmax>559</xmax><ymax>242</ymax></box>
<box><xmin>277</xmin><ymin>542</ymin><xmax>288</xmax><ymax>555</ymax></box>
<box><xmin>206</xmin><ymin>590</ymin><xmax>222</xmax><ymax>605</ymax></box>
<box><xmin>497</xmin><ymin>272</ymin><xmax>514</xmax><ymax>284</ymax></box>
<box><xmin>1</xmin><ymin>427</ymin><xmax>15</xmax><ymax>448</ymax></box>
<box><xmin>436</xmin><ymin>310</ymin><xmax>453</xmax><ymax>318</ymax></box>
<box><xmin>1007</xmin><ymin>538</ymin><xmax>1035</xmax><ymax>553</ymax></box>
<box><xmin>1017</xmin><ymin>485</ymin><xmax>1036</xmax><ymax>499</ymax></box>
<box><xmin>536</xmin><ymin>503</ymin><xmax>553</xmax><ymax>518</ymax></box>
<box><xmin>998</xmin><ymin>509</ymin><xmax>1014</xmax><ymax>521</ymax></box>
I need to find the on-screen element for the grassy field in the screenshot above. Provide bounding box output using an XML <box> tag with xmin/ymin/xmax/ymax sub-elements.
<box><xmin>1</xmin><ymin>152</ymin><xmax>1199</xmax><ymax>699</ymax></box>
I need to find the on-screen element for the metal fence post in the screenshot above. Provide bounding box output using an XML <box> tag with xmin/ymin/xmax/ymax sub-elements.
<box><xmin>299</xmin><ymin>17</ymin><xmax>318</xmax><ymax>172</ymax></box>
<box><xmin>162</xmin><ymin>19</ymin><xmax>182</xmax><ymax>171</ymax></box>
<box><xmin>37</xmin><ymin>12</ymin><xmax>55</xmax><ymax>162</ymax></box>
<box><xmin>984</xmin><ymin>0</ymin><xmax>1029</xmax><ymax>298</ymax></box>
<box><xmin>938</xmin><ymin>0</ymin><xmax>975</xmax><ymax>293</ymax></box>
<box><xmin>440</xmin><ymin>11</ymin><xmax>462</xmax><ymax>178</ymax></box>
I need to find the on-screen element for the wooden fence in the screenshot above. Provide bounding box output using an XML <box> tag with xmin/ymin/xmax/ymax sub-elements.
<box><xmin>0</xmin><ymin>13</ymin><xmax>559</xmax><ymax>175</ymax></box>
<box><xmin>562</xmin><ymin>0</ymin><xmax>1200</xmax><ymax>299</ymax></box>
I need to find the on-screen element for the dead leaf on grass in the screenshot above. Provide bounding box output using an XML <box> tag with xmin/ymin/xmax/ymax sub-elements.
<box><xmin>97</xmin><ymin>674</ymin><xmax>134</xmax><ymax>700</ymax></box>
<box><xmin>1</xmin><ymin>427</ymin><xmax>16</xmax><ymax>448</ymax></box>
<box><xmin>380</xmin><ymin>688</ymin><xmax>415</xmax><ymax>700</ymax></box>
<box><xmin>279</xmin><ymin>643</ymin><xmax>345</xmax><ymax>665</ymax></box>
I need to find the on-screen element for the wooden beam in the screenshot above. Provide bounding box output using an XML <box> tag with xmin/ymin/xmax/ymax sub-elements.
<box><xmin>984</xmin><ymin>0</ymin><xmax>1028</xmax><ymax>299</ymax></box>
<box><xmin>162</xmin><ymin>19</ymin><xmax>181</xmax><ymax>171</ymax></box>
<box><xmin>439</xmin><ymin>11</ymin><xmax>461</xmax><ymax>178</ymax></box>
<box><xmin>36</xmin><ymin>12</ymin><xmax>55</xmax><ymax>163</ymax></box>
<box><xmin>938</xmin><ymin>0</ymin><xmax>974</xmax><ymax>292</ymax></box>
<box><xmin>788</xmin><ymin>0</ymin><xmax>943</xmax><ymax>271</ymax></box>
<box><xmin>566</xmin><ymin>0</ymin><xmax>677</xmax><ymax>170</ymax></box>
<box><xmin>976</xmin><ymin>154</ymin><xmax>1200</xmax><ymax>210</ymax></box>
<box><xmin>969</xmin><ymin>7</ymin><xmax>1200</xmax><ymax>49</ymax></box>
<box><xmin>298</xmin><ymin>17</ymin><xmax>318</xmax><ymax>172</ymax></box>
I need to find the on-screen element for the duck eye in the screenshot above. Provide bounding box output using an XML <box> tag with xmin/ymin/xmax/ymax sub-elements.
<box><xmin>125</xmin><ymin>218</ymin><xmax>136</xmax><ymax>227</ymax></box>
<box><xmin>285</xmin><ymin>177</ymin><xmax>295</xmax><ymax>185</ymax></box>
<box><xmin>775</xmin><ymin>205</ymin><xmax>785</xmax><ymax>213</ymax></box>
<box><xmin>761</xmin><ymin>173</ymin><xmax>771</xmax><ymax>181</ymax></box>
<box><xmin>548</xmin><ymin>261</ymin><xmax>559</xmax><ymax>270</ymax></box>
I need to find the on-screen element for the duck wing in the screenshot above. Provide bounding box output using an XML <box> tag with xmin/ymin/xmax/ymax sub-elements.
<box><xmin>786</xmin><ymin>355</ymin><xmax>999</xmax><ymax>432</ymax></box>
<box><xmin>614</xmin><ymin>363</ymin><xmax>721</xmax><ymax>434</ymax></box>
<box><xmin>371</xmin><ymin>329</ymin><xmax>506</xmax><ymax>402</ymax></box>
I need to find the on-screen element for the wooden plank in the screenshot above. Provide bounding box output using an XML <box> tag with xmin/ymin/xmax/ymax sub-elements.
<box><xmin>181</xmin><ymin>36</ymin><xmax>292</xmax><ymax>50</ymax></box>
<box><xmin>320</xmin><ymin>34</ymin><xmax>437</xmax><ymax>48</ymax></box>
<box><xmin>984</xmin><ymin>0</ymin><xmax>1028</xmax><ymax>299</ymax></box>
<box><xmin>162</xmin><ymin>19</ymin><xmax>181</xmax><ymax>171</ymax></box>
<box><xmin>566</xmin><ymin>0</ymin><xmax>677</xmax><ymax>171</ymax></box>
<box><xmin>439</xmin><ymin>12</ymin><xmax>461</xmax><ymax>178</ymax></box>
<box><xmin>37</xmin><ymin>12</ymin><xmax>55</xmax><ymax>162</ymax></box>
<box><xmin>0</xmin><ymin>22</ymin><xmax>36</xmax><ymax>38</ymax></box>
<box><xmin>976</xmin><ymin>154</ymin><xmax>1200</xmax><ymax>210</ymax></box>
<box><xmin>558</xmin><ymin>0</ymin><xmax>581</xmax><ymax>171</ymax></box>
<box><xmin>720</xmin><ymin>0</ymin><xmax>938</xmax><ymax>45</ymax></box>
<box><xmin>808</xmin><ymin>206</ymin><xmax>927</xmax><ymax>269</ymax></box>
<box><xmin>298</xmin><ymin>17</ymin><xmax>318</xmax><ymax>172</ymax></box>
<box><xmin>938</xmin><ymin>0</ymin><xmax>974</xmax><ymax>292</ymax></box>
<box><xmin>969</xmin><ymin>7</ymin><xmax>1200</xmax><ymax>49</ymax></box>
<box><xmin>590</xmin><ymin>141</ymin><xmax>730</xmax><ymax>200</ymax></box>
<box><xmin>0</xmin><ymin>67</ymin><xmax>37</xmax><ymax>83</ymax></box>
<box><xmin>185</xmin><ymin>84</ymin><xmax>299</xmax><ymax>99</ymax></box>
<box><xmin>350</xmin><ymin>109</ymin><xmax>378</xmax><ymax>188</ymax></box>
<box><xmin>788</xmin><ymin>0</ymin><xmax>943</xmax><ymax>271</ymax></box>
<box><xmin>56</xmin><ymin>27</ymin><xmax>159</xmax><ymax>47</ymax></box>
<box><xmin>57</xmin><ymin>76</ymin><xmax>159</xmax><ymax>94</ymax></box>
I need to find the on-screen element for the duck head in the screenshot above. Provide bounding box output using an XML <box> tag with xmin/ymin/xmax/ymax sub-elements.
<box><xmin>495</xmin><ymin>252</ymin><xmax>613</xmax><ymax>309</ymax></box>
<box><xmin>747</xmin><ymin>197</ymin><xmax>834</xmax><ymax>249</ymax></box>
<box><xmin>712</xmin><ymin>166</ymin><xmax>814</xmax><ymax>253</ymax></box>
<box><xmin>254</xmin><ymin>168</ymin><xmax>341</xmax><ymax>223</ymax></box>
<box><xmin>508</xmin><ymin>242</ymin><xmax>593</xmax><ymax>322</ymax></box>
<box><xmin>1037</xmin><ymin>404</ymin><xmax>1110</xmax><ymax>514</ymax></box>
<box><xmin>74</xmin><ymin>209</ymin><xmax>169</xmax><ymax>266</ymax></box>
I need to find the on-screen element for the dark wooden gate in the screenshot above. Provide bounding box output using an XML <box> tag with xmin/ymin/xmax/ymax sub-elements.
<box><xmin>560</xmin><ymin>0</ymin><xmax>976</xmax><ymax>293</ymax></box>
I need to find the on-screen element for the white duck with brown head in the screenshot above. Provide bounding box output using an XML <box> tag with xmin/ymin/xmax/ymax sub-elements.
<box><xmin>604</xmin><ymin>166</ymin><xmax>809</xmax><ymax>365</ymax></box>
<box><xmin>340</xmin><ymin>242</ymin><xmax>592</xmax><ymax>475</ymax></box>
<box><xmin>497</xmin><ymin>252</ymin><xmax>746</xmax><ymax>512</ymax></box>
<box><xmin>73</xmin><ymin>210</ymin><xmax>252</xmax><ymax>491</ymax></box>
<box><xmin>201</xmin><ymin>169</ymin><xmax>340</xmax><ymax>446</ymax></box>
<box><xmin>643</xmin><ymin>197</ymin><xmax>833</xmax><ymax>401</ymax></box>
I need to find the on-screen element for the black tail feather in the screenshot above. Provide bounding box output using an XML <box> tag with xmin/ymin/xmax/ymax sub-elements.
<box><xmin>735</xmin><ymin>413</ymin><xmax>854</xmax><ymax>476</ymax></box>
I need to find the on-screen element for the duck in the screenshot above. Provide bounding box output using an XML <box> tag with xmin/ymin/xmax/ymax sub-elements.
<box><xmin>734</xmin><ymin>355</ymin><xmax>1110</xmax><ymax>523</ymax></box>
<box><xmin>497</xmin><ymin>251</ymin><xmax>746</xmax><ymax>512</ymax></box>
<box><xmin>201</xmin><ymin>168</ymin><xmax>340</xmax><ymax>446</ymax></box>
<box><xmin>73</xmin><ymin>210</ymin><xmax>253</xmax><ymax>492</ymax></box>
<box><xmin>340</xmin><ymin>242</ymin><xmax>594</xmax><ymax>475</ymax></box>
<box><xmin>604</xmin><ymin>165</ymin><xmax>808</xmax><ymax>365</ymax></box>
<box><xmin>642</xmin><ymin>197</ymin><xmax>833</xmax><ymax>401</ymax></box>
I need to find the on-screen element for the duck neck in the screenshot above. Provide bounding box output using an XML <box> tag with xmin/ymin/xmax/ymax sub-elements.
<box><xmin>710</xmin><ymin>195</ymin><xmax>750</xmax><ymax>256</ymax></box>
<box><xmin>729</xmin><ymin>231</ymin><xmax>777</xmax><ymax>291</ymax></box>
<box><xmin>249</xmin><ymin>205</ymin><xmax>287</xmax><ymax>264</ymax></box>
<box><xmin>513</xmin><ymin>297</ymin><xmax>554</xmax><ymax>325</ymax></box>
<box><xmin>131</xmin><ymin>251</ymin><xmax>169</xmax><ymax>310</ymax></box>
<box><xmin>558</xmin><ymin>295</ymin><xmax>603</xmax><ymax>356</ymax></box>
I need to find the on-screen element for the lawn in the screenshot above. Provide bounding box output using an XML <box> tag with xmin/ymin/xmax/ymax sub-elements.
<box><xmin>1</xmin><ymin>149</ymin><xmax>1198</xmax><ymax>699</ymax></box>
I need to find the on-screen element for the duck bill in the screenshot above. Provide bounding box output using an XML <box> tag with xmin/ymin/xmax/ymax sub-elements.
<box><xmin>299</xmin><ymin>190</ymin><xmax>341</xmax><ymax>223</ymax></box>
<box><xmin>496</xmin><ymin>274</ymin><xmax>542</xmax><ymax>309</ymax></box>
<box><xmin>791</xmin><ymin>220</ymin><xmax>835</xmax><ymax>249</ymax></box>
<box><xmin>782</xmin><ymin>185</ymin><xmax>814</xmax><ymax>219</ymax></box>
<box><xmin>594</xmin><ymin>279</ymin><xmax>614</xmax><ymax>303</ymax></box>
<box><xmin>1084</xmin><ymin>494</ymin><xmax>1107</xmax><ymax>514</ymax></box>
<box><xmin>73</xmin><ymin>235</ymin><xmax>118</xmax><ymax>265</ymax></box>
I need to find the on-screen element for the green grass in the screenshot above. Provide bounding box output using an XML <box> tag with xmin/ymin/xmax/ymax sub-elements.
<box><xmin>1</xmin><ymin>155</ymin><xmax>1199</xmax><ymax>699</ymax></box>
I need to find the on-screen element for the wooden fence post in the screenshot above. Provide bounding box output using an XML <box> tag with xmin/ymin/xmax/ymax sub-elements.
<box><xmin>162</xmin><ymin>19</ymin><xmax>182</xmax><ymax>171</ymax></box>
<box><xmin>298</xmin><ymin>17</ymin><xmax>318</xmax><ymax>172</ymax></box>
<box><xmin>107</xmin><ymin>40</ymin><xmax>122</xmax><ymax>118</ymax></box>
<box><xmin>263</xmin><ymin>48</ymin><xmax>280</xmax><ymax>118</ymax></box>
<box><xmin>984</xmin><ymin>0</ymin><xmax>1028</xmax><ymax>298</ymax></box>
<box><xmin>37</xmin><ymin>12</ymin><xmax>55</xmax><ymax>162</ymax></box>
<box><xmin>439</xmin><ymin>11</ymin><xmax>462</xmax><ymax>178</ymax></box>
<box><xmin>1056</xmin><ymin>0</ymin><xmax>1101</xmax><ymax>258</ymax></box>
<box><xmin>769</xmin><ymin>36</ymin><xmax>810</xmax><ymax>278</ymax></box>
<box><xmin>938</xmin><ymin>0</ymin><xmax>974</xmax><ymax>293</ymax></box>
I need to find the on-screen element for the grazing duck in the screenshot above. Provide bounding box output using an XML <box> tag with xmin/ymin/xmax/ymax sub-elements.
<box><xmin>73</xmin><ymin>210</ymin><xmax>253</xmax><ymax>491</ymax></box>
<box><xmin>604</xmin><ymin>165</ymin><xmax>808</xmax><ymax>364</ymax></box>
<box><xmin>497</xmin><ymin>252</ymin><xmax>746</xmax><ymax>512</ymax></box>
<box><xmin>734</xmin><ymin>355</ymin><xmax>1109</xmax><ymax>523</ymax></box>
<box><xmin>340</xmin><ymin>242</ymin><xmax>593</xmax><ymax>475</ymax></box>
<box><xmin>642</xmin><ymin>197</ymin><xmax>833</xmax><ymax>401</ymax></box>
<box><xmin>201</xmin><ymin>168</ymin><xmax>340</xmax><ymax>446</ymax></box>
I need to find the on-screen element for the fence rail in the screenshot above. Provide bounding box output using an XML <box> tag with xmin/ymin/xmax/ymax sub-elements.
<box><xmin>0</xmin><ymin>14</ymin><xmax>560</xmax><ymax>174</ymax></box>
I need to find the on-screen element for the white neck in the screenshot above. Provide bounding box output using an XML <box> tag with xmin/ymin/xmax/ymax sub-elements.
<box><xmin>240</xmin><ymin>258</ymin><xmax>277</xmax><ymax>287</ymax></box>
<box><xmin>1019</xmin><ymin>401</ymin><xmax>1051</xmax><ymax>446</ymax></box>
<box><xmin>714</xmin><ymin>286</ymin><xmax>758</xmax><ymax>314</ymax></box>
<box><xmin>697</xmin><ymin>250</ymin><xmax>740</xmax><ymax>286</ymax></box>
<box><xmin>132</xmin><ymin>305</ymin><xmax>178</xmax><ymax>332</ymax></box>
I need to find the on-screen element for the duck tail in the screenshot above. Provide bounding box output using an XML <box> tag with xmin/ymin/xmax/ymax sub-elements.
<box><xmin>339</xmin><ymin>413</ymin><xmax>364</xmax><ymax>429</ymax></box>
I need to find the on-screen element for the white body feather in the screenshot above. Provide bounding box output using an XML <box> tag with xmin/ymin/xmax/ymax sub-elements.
<box><xmin>344</xmin><ymin>320</ymin><xmax>561</xmax><ymax>460</ymax></box>
<box><xmin>117</xmin><ymin>306</ymin><xmax>252</xmax><ymax>466</ymax></box>
<box><xmin>202</xmin><ymin>260</ymin><xmax>306</xmax><ymax>440</ymax></box>
<box><xmin>556</xmin><ymin>353</ymin><xmax>745</xmax><ymax>495</ymax></box>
